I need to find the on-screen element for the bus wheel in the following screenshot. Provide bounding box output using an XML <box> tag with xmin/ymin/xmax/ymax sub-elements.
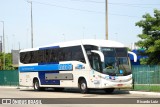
<box><xmin>33</xmin><ymin>80</ymin><xmax>44</xmax><ymax>91</ymax></box>
<box><xmin>80</xmin><ymin>79</ymin><xmax>88</xmax><ymax>94</ymax></box>
<box><xmin>104</xmin><ymin>88</ymin><xmax>114</xmax><ymax>94</ymax></box>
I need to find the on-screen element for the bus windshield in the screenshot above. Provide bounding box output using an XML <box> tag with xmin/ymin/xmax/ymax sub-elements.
<box><xmin>101</xmin><ymin>47</ymin><xmax>131</xmax><ymax>76</ymax></box>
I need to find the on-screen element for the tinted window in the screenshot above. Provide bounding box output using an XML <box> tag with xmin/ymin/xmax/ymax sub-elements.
<box><xmin>38</xmin><ymin>50</ymin><xmax>44</xmax><ymax>63</ymax></box>
<box><xmin>84</xmin><ymin>45</ymin><xmax>99</xmax><ymax>70</ymax></box>
<box><xmin>92</xmin><ymin>53</ymin><xmax>102</xmax><ymax>72</ymax></box>
<box><xmin>30</xmin><ymin>51</ymin><xmax>38</xmax><ymax>63</ymax></box>
<box><xmin>71</xmin><ymin>46</ymin><xmax>85</xmax><ymax>62</ymax></box>
<box><xmin>101</xmin><ymin>48</ymin><xmax>116</xmax><ymax>57</ymax></box>
<box><xmin>115</xmin><ymin>48</ymin><xmax>127</xmax><ymax>57</ymax></box>
<box><xmin>84</xmin><ymin>45</ymin><xmax>98</xmax><ymax>54</ymax></box>
<box><xmin>20</xmin><ymin>52</ymin><xmax>33</xmax><ymax>64</ymax></box>
<box><xmin>20</xmin><ymin>45</ymin><xmax>86</xmax><ymax>64</ymax></box>
<box><xmin>20</xmin><ymin>52</ymin><xmax>26</xmax><ymax>63</ymax></box>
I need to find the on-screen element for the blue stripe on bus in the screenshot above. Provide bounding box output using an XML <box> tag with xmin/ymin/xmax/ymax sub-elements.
<box><xmin>19</xmin><ymin>64</ymin><xmax>73</xmax><ymax>72</ymax></box>
<box><xmin>39</xmin><ymin>46</ymin><xmax>60</xmax><ymax>50</ymax></box>
<box><xmin>39</xmin><ymin>71</ymin><xmax>60</xmax><ymax>85</ymax></box>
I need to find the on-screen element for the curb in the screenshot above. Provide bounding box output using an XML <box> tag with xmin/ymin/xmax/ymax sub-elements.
<box><xmin>0</xmin><ymin>86</ymin><xmax>33</xmax><ymax>89</ymax></box>
<box><xmin>129</xmin><ymin>91</ymin><xmax>160</xmax><ymax>96</ymax></box>
<box><xmin>0</xmin><ymin>86</ymin><xmax>18</xmax><ymax>89</ymax></box>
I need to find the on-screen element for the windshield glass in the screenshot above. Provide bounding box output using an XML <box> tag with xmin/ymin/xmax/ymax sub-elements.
<box><xmin>101</xmin><ymin>47</ymin><xmax>131</xmax><ymax>76</ymax></box>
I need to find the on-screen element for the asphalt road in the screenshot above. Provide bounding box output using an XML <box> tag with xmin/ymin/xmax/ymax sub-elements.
<box><xmin>0</xmin><ymin>87</ymin><xmax>159</xmax><ymax>107</ymax></box>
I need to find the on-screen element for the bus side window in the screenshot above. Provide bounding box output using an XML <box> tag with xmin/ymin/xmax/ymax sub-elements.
<box><xmin>84</xmin><ymin>45</ymin><xmax>98</xmax><ymax>65</ymax></box>
<box><xmin>78</xmin><ymin>51</ymin><xmax>86</xmax><ymax>63</ymax></box>
<box><xmin>58</xmin><ymin>48</ymin><xmax>64</xmax><ymax>61</ymax></box>
<box><xmin>63</xmin><ymin>47</ymin><xmax>72</xmax><ymax>61</ymax></box>
<box><xmin>20</xmin><ymin>52</ymin><xmax>26</xmax><ymax>63</ymax></box>
<box><xmin>71</xmin><ymin>46</ymin><xmax>86</xmax><ymax>63</ymax></box>
<box><xmin>30</xmin><ymin>51</ymin><xmax>38</xmax><ymax>63</ymax></box>
<box><xmin>23</xmin><ymin>52</ymin><xmax>32</xmax><ymax>64</ymax></box>
<box><xmin>92</xmin><ymin>53</ymin><xmax>102</xmax><ymax>72</ymax></box>
<box><xmin>38</xmin><ymin>50</ymin><xmax>44</xmax><ymax>63</ymax></box>
<box><xmin>53</xmin><ymin>48</ymin><xmax>59</xmax><ymax>62</ymax></box>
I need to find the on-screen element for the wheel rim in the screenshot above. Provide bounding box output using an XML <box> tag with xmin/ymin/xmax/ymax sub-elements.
<box><xmin>34</xmin><ymin>82</ymin><xmax>38</xmax><ymax>89</ymax></box>
<box><xmin>81</xmin><ymin>83</ymin><xmax>86</xmax><ymax>90</ymax></box>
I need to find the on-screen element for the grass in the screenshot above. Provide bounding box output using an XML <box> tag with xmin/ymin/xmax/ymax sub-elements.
<box><xmin>133</xmin><ymin>84</ymin><xmax>160</xmax><ymax>92</ymax></box>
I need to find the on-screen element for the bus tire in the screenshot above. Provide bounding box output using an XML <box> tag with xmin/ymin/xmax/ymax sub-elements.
<box><xmin>132</xmin><ymin>78</ymin><xmax>135</xmax><ymax>89</ymax></box>
<box><xmin>104</xmin><ymin>88</ymin><xmax>114</xmax><ymax>94</ymax></box>
<box><xmin>79</xmin><ymin>79</ymin><xmax>88</xmax><ymax>94</ymax></box>
<box><xmin>33</xmin><ymin>79</ymin><xmax>44</xmax><ymax>91</ymax></box>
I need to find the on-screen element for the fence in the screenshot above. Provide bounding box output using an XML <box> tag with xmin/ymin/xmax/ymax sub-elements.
<box><xmin>0</xmin><ymin>70</ymin><xmax>19</xmax><ymax>86</ymax></box>
<box><xmin>0</xmin><ymin>66</ymin><xmax>160</xmax><ymax>92</ymax></box>
<box><xmin>132</xmin><ymin>65</ymin><xmax>160</xmax><ymax>92</ymax></box>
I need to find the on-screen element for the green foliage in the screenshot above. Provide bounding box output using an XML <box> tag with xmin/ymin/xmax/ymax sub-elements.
<box><xmin>140</xmin><ymin>58</ymin><xmax>148</xmax><ymax>65</ymax></box>
<box><xmin>0</xmin><ymin>53</ymin><xmax>15</xmax><ymax>70</ymax></box>
<box><xmin>127</xmin><ymin>47</ymin><xmax>131</xmax><ymax>51</ymax></box>
<box><xmin>135</xmin><ymin>9</ymin><xmax>160</xmax><ymax>65</ymax></box>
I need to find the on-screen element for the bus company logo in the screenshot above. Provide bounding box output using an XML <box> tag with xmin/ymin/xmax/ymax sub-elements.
<box><xmin>75</xmin><ymin>64</ymin><xmax>85</xmax><ymax>70</ymax></box>
<box><xmin>58</xmin><ymin>64</ymin><xmax>73</xmax><ymax>70</ymax></box>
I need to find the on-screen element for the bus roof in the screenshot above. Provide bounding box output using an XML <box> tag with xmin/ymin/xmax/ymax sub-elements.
<box><xmin>81</xmin><ymin>39</ymin><xmax>124</xmax><ymax>47</ymax></box>
<box><xmin>20</xmin><ymin>39</ymin><xmax>125</xmax><ymax>52</ymax></box>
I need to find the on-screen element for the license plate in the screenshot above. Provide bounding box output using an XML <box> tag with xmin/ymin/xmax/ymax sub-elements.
<box><xmin>117</xmin><ymin>84</ymin><xmax>123</xmax><ymax>87</ymax></box>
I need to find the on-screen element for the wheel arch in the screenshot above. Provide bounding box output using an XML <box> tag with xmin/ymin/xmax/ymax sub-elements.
<box><xmin>78</xmin><ymin>77</ymin><xmax>87</xmax><ymax>88</ymax></box>
<box><xmin>33</xmin><ymin>77</ymin><xmax>41</xmax><ymax>86</ymax></box>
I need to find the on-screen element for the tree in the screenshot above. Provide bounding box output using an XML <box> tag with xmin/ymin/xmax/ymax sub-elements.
<box><xmin>0</xmin><ymin>53</ymin><xmax>15</xmax><ymax>70</ymax></box>
<box><xmin>135</xmin><ymin>9</ymin><xmax>160</xmax><ymax>65</ymax></box>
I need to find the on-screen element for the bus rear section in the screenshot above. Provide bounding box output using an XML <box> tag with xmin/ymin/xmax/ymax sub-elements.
<box><xmin>19</xmin><ymin>44</ymin><xmax>90</xmax><ymax>93</ymax></box>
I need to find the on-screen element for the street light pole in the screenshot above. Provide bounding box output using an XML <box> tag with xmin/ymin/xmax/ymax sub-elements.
<box><xmin>106</xmin><ymin>0</ymin><xmax>108</xmax><ymax>40</ymax></box>
<box><xmin>28</xmin><ymin>0</ymin><xmax>34</xmax><ymax>48</ymax></box>
<box><xmin>0</xmin><ymin>36</ymin><xmax>2</xmax><ymax>53</ymax></box>
<box><xmin>0</xmin><ymin>21</ymin><xmax>5</xmax><ymax>70</ymax></box>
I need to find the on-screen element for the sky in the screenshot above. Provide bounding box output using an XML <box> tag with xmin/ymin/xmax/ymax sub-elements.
<box><xmin>0</xmin><ymin>0</ymin><xmax>160</xmax><ymax>52</ymax></box>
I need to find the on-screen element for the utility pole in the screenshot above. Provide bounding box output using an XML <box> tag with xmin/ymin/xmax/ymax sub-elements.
<box><xmin>28</xmin><ymin>1</ymin><xmax>34</xmax><ymax>48</ymax></box>
<box><xmin>83</xmin><ymin>27</ymin><xmax>85</xmax><ymax>39</ymax></box>
<box><xmin>0</xmin><ymin>21</ymin><xmax>5</xmax><ymax>70</ymax></box>
<box><xmin>106</xmin><ymin>0</ymin><xmax>108</xmax><ymax>40</ymax></box>
<box><xmin>0</xmin><ymin>36</ymin><xmax>2</xmax><ymax>53</ymax></box>
<box><xmin>19</xmin><ymin>42</ymin><xmax>20</xmax><ymax>50</ymax></box>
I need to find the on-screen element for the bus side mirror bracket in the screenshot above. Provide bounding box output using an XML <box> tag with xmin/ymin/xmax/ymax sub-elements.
<box><xmin>91</xmin><ymin>50</ymin><xmax>104</xmax><ymax>62</ymax></box>
<box><xmin>128</xmin><ymin>51</ymin><xmax>137</xmax><ymax>62</ymax></box>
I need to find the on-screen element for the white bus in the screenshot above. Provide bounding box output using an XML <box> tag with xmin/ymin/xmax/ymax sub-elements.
<box><xmin>19</xmin><ymin>39</ymin><xmax>137</xmax><ymax>93</ymax></box>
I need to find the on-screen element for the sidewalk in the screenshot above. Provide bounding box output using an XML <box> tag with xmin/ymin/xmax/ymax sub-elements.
<box><xmin>129</xmin><ymin>90</ymin><xmax>160</xmax><ymax>96</ymax></box>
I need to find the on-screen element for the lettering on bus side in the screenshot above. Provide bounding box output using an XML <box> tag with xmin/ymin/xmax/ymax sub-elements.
<box><xmin>58</xmin><ymin>64</ymin><xmax>73</xmax><ymax>71</ymax></box>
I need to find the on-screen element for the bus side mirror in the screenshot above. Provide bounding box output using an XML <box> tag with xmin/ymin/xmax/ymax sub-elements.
<box><xmin>91</xmin><ymin>50</ymin><xmax>104</xmax><ymax>62</ymax></box>
<box><xmin>128</xmin><ymin>51</ymin><xmax>137</xmax><ymax>62</ymax></box>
